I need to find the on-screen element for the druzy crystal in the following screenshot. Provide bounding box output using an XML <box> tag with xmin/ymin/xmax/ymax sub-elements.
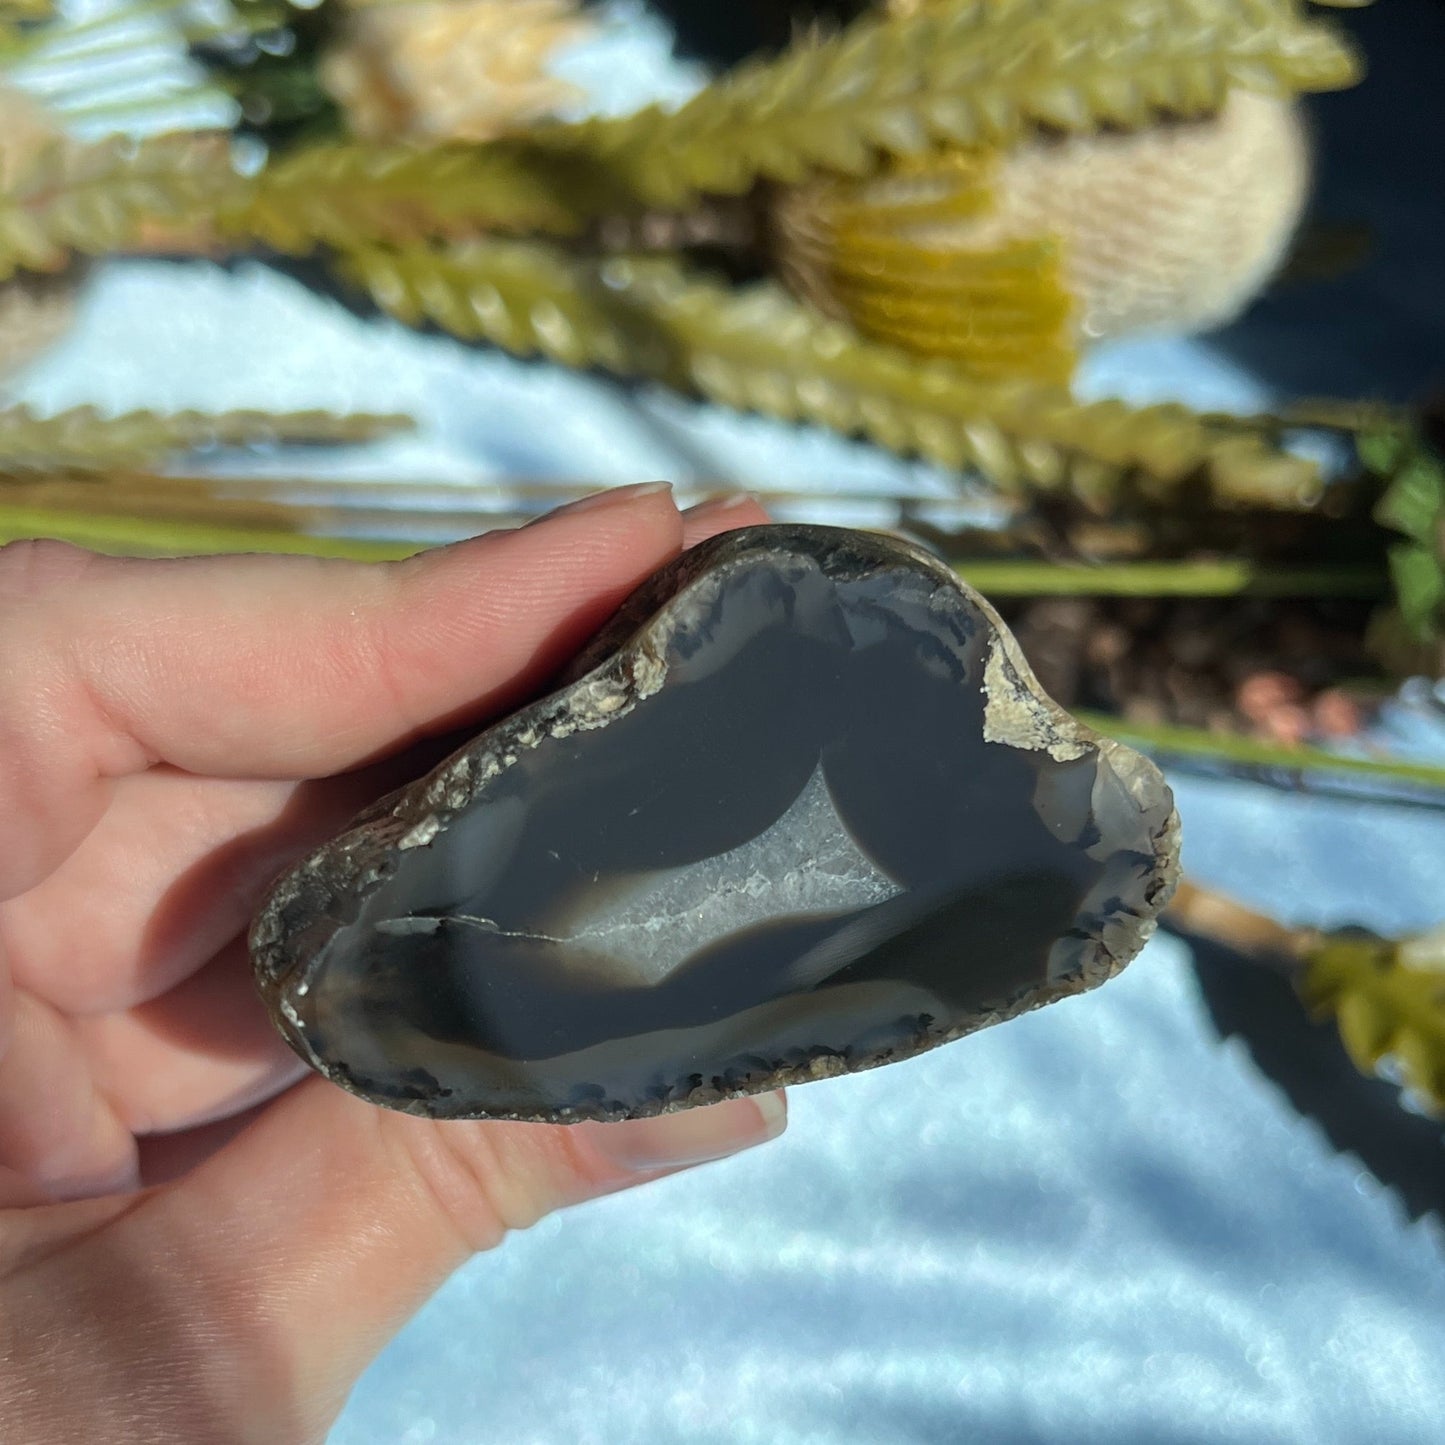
<box><xmin>251</xmin><ymin>525</ymin><xmax>1179</xmax><ymax>1121</ymax></box>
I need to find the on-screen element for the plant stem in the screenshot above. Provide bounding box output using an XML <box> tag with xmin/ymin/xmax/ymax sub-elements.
<box><xmin>1163</xmin><ymin>879</ymin><xmax>1307</xmax><ymax>969</ymax></box>
<box><xmin>1079</xmin><ymin>711</ymin><xmax>1445</xmax><ymax>793</ymax></box>
<box><xmin>953</xmin><ymin>560</ymin><xmax>1386</xmax><ymax>597</ymax></box>
<box><xmin>0</xmin><ymin>506</ymin><xmax>420</xmax><ymax>560</ymax></box>
<box><xmin>0</xmin><ymin>472</ymin><xmax>1008</xmax><ymax>519</ymax></box>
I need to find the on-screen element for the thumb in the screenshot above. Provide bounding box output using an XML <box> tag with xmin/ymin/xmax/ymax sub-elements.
<box><xmin>7</xmin><ymin>1080</ymin><xmax>785</xmax><ymax>1444</ymax></box>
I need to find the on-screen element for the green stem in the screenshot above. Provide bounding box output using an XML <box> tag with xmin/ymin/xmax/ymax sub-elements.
<box><xmin>0</xmin><ymin>506</ymin><xmax>420</xmax><ymax>560</ymax></box>
<box><xmin>1079</xmin><ymin>711</ymin><xmax>1445</xmax><ymax>794</ymax></box>
<box><xmin>953</xmin><ymin>560</ymin><xmax>1386</xmax><ymax>598</ymax></box>
<box><xmin>1</xmin><ymin>501</ymin><xmax>1393</xmax><ymax>601</ymax></box>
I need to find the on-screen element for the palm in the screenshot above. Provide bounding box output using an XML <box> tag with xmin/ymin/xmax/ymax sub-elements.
<box><xmin>0</xmin><ymin>765</ymin><xmax>389</xmax><ymax>1201</ymax></box>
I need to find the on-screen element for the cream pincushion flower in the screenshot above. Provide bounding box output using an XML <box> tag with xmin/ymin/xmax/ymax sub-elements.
<box><xmin>321</xmin><ymin>0</ymin><xmax>592</xmax><ymax>142</ymax></box>
<box><xmin>772</xmin><ymin>88</ymin><xmax>1310</xmax><ymax>382</ymax></box>
<box><xmin>980</xmin><ymin>90</ymin><xmax>1310</xmax><ymax>342</ymax></box>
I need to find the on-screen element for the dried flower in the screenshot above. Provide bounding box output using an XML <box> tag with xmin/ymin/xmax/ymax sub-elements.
<box><xmin>772</xmin><ymin>91</ymin><xmax>1311</xmax><ymax>382</ymax></box>
<box><xmin>321</xmin><ymin>0</ymin><xmax>592</xmax><ymax>143</ymax></box>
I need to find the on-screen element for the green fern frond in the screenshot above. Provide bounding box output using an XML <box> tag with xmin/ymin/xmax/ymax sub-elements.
<box><xmin>0</xmin><ymin>133</ymin><xmax>610</xmax><ymax>277</ymax></box>
<box><xmin>0</xmin><ymin>133</ymin><xmax>232</xmax><ymax>282</ymax></box>
<box><xmin>0</xmin><ymin>405</ymin><xmax>411</xmax><ymax>475</ymax></box>
<box><xmin>534</xmin><ymin>0</ymin><xmax>1361</xmax><ymax>209</ymax></box>
<box><xmin>0</xmin><ymin>0</ymin><xmax>1362</xmax><ymax>269</ymax></box>
<box><xmin>340</xmin><ymin>239</ymin><xmax>1318</xmax><ymax>505</ymax></box>
<box><xmin>1298</xmin><ymin>929</ymin><xmax>1445</xmax><ymax>1114</ymax></box>
<box><xmin>1362</xmin><ymin>425</ymin><xmax>1445</xmax><ymax>646</ymax></box>
<box><xmin>218</xmin><ymin>144</ymin><xmax>605</xmax><ymax>253</ymax></box>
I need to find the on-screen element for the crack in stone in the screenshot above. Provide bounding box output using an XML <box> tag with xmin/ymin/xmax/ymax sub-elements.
<box><xmin>372</xmin><ymin>765</ymin><xmax>905</xmax><ymax>990</ymax></box>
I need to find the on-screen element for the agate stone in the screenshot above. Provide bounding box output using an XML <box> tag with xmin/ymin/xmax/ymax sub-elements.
<box><xmin>251</xmin><ymin>525</ymin><xmax>1180</xmax><ymax>1122</ymax></box>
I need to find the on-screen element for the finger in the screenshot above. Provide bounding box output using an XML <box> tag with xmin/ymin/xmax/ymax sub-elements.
<box><xmin>679</xmin><ymin>492</ymin><xmax>768</xmax><ymax>546</ymax></box>
<box><xmin>71</xmin><ymin>940</ymin><xmax>305</xmax><ymax>1137</ymax></box>
<box><xmin>0</xmin><ymin>482</ymin><xmax>682</xmax><ymax>898</ymax></box>
<box><xmin>0</xmin><ymin>1165</ymin><xmax>51</xmax><ymax>1209</ymax></box>
<box><xmin>2</xmin><ymin>766</ymin><xmax>389</xmax><ymax>1016</ymax></box>
<box><xmin>103</xmin><ymin>1083</ymin><xmax>786</xmax><ymax>1440</ymax></box>
<box><xmin>1</xmin><ymin>771</ymin><xmax>300</xmax><ymax>1015</ymax></box>
<box><xmin>0</xmin><ymin>989</ymin><xmax>136</xmax><ymax>1199</ymax></box>
<box><xmin>3</xmin><ymin>492</ymin><xmax>775</xmax><ymax>1014</ymax></box>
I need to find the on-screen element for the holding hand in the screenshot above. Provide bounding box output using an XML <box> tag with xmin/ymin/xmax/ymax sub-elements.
<box><xmin>0</xmin><ymin>484</ymin><xmax>785</xmax><ymax>1444</ymax></box>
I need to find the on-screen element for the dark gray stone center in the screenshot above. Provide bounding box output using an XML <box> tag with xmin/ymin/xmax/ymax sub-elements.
<box><xmin>252</xmin><ymin>526</ymin><xmax>1178</xmax><ymax>1121</ymax></box>
<box><xmin>295</xmin><ymin>550</ymin><xmax>1128</xmax><ymax>1114</ymax></box>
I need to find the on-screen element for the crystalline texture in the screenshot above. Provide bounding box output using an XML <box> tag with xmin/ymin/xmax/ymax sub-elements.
<box><xmin>251</xmin><ymin>525</ymin><xmax>1180</xmax><ymax>1121</ymax></box>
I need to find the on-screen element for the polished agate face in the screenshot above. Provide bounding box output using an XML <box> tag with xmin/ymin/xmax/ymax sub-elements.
<box><xmin>252</xmin><ymin>525</ymin><xmax>1178</xmax><ymax>1121</ymax></box>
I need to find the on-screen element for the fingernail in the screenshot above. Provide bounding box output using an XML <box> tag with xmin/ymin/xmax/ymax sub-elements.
<box><xmin>525</xmin><ymin>481</ymin><xmax>674</xmax><ymax>527</ymax></box>
<box><xmin>681</xmin><ymin>490</ymin><xmax>761</xmax><ymax>520</ymax></box>
<box><xmin>591</xmin><ymin>1091</ymin><xmax>787</xmax><ymax>1173</ymax></box>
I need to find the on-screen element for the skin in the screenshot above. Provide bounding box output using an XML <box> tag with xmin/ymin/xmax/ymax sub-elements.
<box><xmin>0</xmin><ymin>484</ymin><xmax>786</xmax><ymax>1444</ymax></box>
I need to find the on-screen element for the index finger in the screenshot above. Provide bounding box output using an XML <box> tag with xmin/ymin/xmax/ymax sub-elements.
<box><xmin>0</xmin><ymin>483</ymin><xmax>682</xmax><ymax>899</ymax></box>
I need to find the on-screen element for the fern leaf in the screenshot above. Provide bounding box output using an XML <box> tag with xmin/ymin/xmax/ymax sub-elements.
<box><xmin>0</xmin><ymin>132</ymin><xmax>615</xmax><ymax>277</ymax></box>
<box><xmin>0</xmin><ymin>406</ymin><xmax>412</xmax><ymax>476</ymax></box>
<box><xmin>218</xmin><ymin>143</ymin><xmax>609</xmax><ymax>253</ymax></box>
<box><xmin>533</xmin><ymin>0</ymin><xmax>1361</xmax><ymax>208</ymax></box>
<box><xmin>1366</xmin><ymin>423</ymin><xmax>1445</xmax><ymax>648</ymax></box>
<box><xmin>0</xmin><ymin>134</ymin><xmax>233</xmax><ymax>282</ymax></box>
<box><xmin>339</xmin><ymin>239</ymin><xmax>1318</xmax><ymax>505</ymax></box>
<box><xmin>1299</xmin><ymin>930</ymin><xmax>1445</xmax><ymax>1114</ymax></box>
<box><xmin>1371</xmin><ymin>433</ymin><xmax>1445</xmax><ymax>545</ymax></box>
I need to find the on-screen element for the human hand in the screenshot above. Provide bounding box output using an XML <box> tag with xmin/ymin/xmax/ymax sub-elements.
<box><xmin>0</xmin><ymin>484</ymin><xmax>786</xmax><ymax>1444</ymax></box>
